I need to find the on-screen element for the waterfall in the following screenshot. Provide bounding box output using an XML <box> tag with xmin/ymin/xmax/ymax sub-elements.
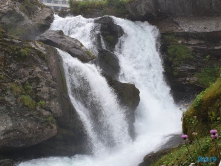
<box><xmin>57</xmin><ymin>49</ymin><xmax>131</xmax><ymax>155</ymax></box>
<box><xmin>18</xmin><ymin>15</ymin><xmax>182</xmax><ymax>166</ymax></box>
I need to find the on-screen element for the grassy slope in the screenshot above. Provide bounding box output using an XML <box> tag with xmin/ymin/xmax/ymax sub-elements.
<box><xmin>152</xmin><ymin>77</ymin><xmax>221</xmax><ymax>166</ymax></box>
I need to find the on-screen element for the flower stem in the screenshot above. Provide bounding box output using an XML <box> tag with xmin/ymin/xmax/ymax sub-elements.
<box><xmin>195</xmin><ymin>137</ymin><xmax>203</xmax><ymax>155</ymax></box>
<box><xmin>185</xmin><ymin>141</ymin><xmax>194</xmax><ymax>162</ymax></box>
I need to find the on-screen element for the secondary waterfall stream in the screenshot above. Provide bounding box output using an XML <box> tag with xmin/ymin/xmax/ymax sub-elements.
<box><xmin>18</xmin><ymin>15</ymin><xmax>182</xmax><ymax>166</ymax></box>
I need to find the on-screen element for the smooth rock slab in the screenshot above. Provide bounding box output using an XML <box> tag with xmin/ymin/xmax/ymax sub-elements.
<box><xmin>37</xmin><ymin>30</ymin><xmax>96</xmax><ymax>62</ymax></box>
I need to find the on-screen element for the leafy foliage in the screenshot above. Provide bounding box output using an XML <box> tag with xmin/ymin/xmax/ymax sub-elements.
<box><xmin>195</xmin><ymin>66</ymin><xmax>221</xmax><ymax>87</ymax></box>
<box><xmin>69</xmin><ymin>0</ymin><xmax>129</xmax><ymax>17</ymax></box>
<box><xmin>167</xmin><ymin>44</ymin><xmax>193</xmax><ymax>67</ymax></box>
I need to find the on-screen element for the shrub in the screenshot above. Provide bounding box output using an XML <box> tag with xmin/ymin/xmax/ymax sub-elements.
<box><xmin>69</xmin><ymin>0</ymin><xmax>129</xmax><ymax>17</ymax></box>
<box><xmin>167</xmin><ymin>44</ymin><xmax>193</xmax><ymax>68</ymax></box>
<box><xmin>195</xmin><ymin>66</ymin><xmax>221</xmax><ymax>87</ymax></box>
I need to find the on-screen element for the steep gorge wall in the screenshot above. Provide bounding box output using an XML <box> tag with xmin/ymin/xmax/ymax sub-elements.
<box><xmin>126</xmin><ymin>0</ymin><xmax>221</xmax><ymax>20</ymax></box>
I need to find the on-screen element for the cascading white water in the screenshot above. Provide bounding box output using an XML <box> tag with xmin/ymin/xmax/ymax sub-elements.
<box><xmin>113</xmin><ymin>18</ymin><xmax>181</xmax><ymax>136</ymax></box>
<box><xmin>57</xmin><ymin>49</ymin><xmax>131</xmax><ymax>155</ymax></box>
<box><xmin>18</xmin><ymin>15</ymin><xmax>182</xmax><ymax>166</ymax></box>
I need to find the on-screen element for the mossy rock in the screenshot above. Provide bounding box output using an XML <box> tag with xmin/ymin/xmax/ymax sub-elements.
<box><xmin>18</xmin><ymin>95</ymin><xmax>36</xmax><ymax>110</ymax></box>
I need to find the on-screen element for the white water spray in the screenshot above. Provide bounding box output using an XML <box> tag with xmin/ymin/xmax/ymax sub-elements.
<box><xmin>57</xmin><ymin>49</ymin><xmax>131</xmax><ymax>155</ymax></box>
<box><xmin>18</xmin><ymin>15</ymin><xmax>182</xmax><ymax>166</ymax></box>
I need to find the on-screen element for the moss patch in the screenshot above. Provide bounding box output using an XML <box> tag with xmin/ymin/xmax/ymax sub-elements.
<box><xmin>18</xmin><ymin>95</ymin><xmax>36</xmax><ymax>110</ymax></box>
<box><xmin>104</xmin><ymin>35</ymin><xmax>115</xmax><ymax>44</ymax></box>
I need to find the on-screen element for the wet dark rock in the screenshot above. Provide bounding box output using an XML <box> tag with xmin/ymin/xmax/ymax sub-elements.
<box><xmin>126</xmin><ymin>0</ymin><xmax>221</xmax><ymax>21</ymax></box>
<box><xmin>139</xmin><ymin>134</ymin><xmax>183</xmax><ymax>166</ymax></box>
<box><xmin>95</xmin><ymin>16</ymin><xmax>124</xmax><ymax>52</ymax></box>
<box><xmin>37</xmin><ymin>30</ymin><xmax>95</xmax><ymax>63</ymax></box>
<box><xmin>95</xmin><ymin>49</ymin><xmax>120</xmax><ymax>79</ymax></box>
<box><xmin>104</xmin><ymin>74</ymin><xmax>140</xmax><ymax>138</ymax></box>
<box><xmin>0</xmin><ymin>158</ymin><xmax>14</xmax><ymax>166</ymax></box>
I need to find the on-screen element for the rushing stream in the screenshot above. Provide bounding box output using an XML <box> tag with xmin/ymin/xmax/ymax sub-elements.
<box><xmin>18</xmin><ymin>15</ymin><xmax>182</xmax><ymax>166</ymax></box>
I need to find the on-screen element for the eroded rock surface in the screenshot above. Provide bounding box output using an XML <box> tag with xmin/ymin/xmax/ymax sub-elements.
<box><xmin>0</xmin><ymin>0</ymin><xmax>54</xmax><ymax>39</ymax></box>
<box><xmin>0</xmin><ymin>32</ymin><xmax>59</xmax><ymax>150</ymax></box>
<box><xmin>95</xmin><ymin>16</ymin><xmax>124</xmax><ymax>52</ymax></box>
<box><xmin>126</xmin><ymin>0</ymin><xmax>221</xmax><ymax>21</ymax></box>
<box><xmin>37</xmin><ymin>30</ymin><xmax>95</xmax><ymax>62</ymax></box>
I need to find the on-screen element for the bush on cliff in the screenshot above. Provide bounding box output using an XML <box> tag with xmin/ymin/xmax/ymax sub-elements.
<box><xmin>68</xmin><ymin>0</ymin><xmax>129</xmax><ymax>17</ymax></box>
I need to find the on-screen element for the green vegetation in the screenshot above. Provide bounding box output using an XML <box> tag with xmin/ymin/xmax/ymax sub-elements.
<box><xmin>104</xmin><ymin>35</ymin><xmax>115</xmax><ymax>44</ymax></box>
<box><xmin>8</xmin><ymin>82</ymin><xmax>37</xmax><ymax>110</ymax></box>
<box><xmin>167</xmin><ymin>44</ymin><xmax>193</xmax><ymax>68</ymax></box>
<box><xmin>85</xmin><ymin>50</ymin><xmax>94</xmax><ymax>58</ymax></box>
<box><xmin>163</xmin><ymin>34</ymin><xmax>178</xmax><ymax>44</ymax></box>
<box><xmin>9</xmin><ymin>83</ymin><xmax>24</xmax><ymax>95</ymax></box>
<box><xmin>167</xmin><ymin>44</ymin><xmax>193</xmax><ymax>76</ymax></box>
<box><xmin>47</xmin><ymin>116</ymin><xmax>56</xmax><ymax>124</ymax></box>
<box><xmin>195</xmin><ymin>66</ymin><xmax>221</xmax><ymax>87</ymax></box>
<box><xmin>152</xmin><ymin>136</ymin><xmax>218</xmax><ymax>166</ymax></box>
<box><xmin>20</xmin><ymin>0</ymin><xmax>38</xmax><ymax>16</ymax></box>
<box><xmin>152</xmin><ymin>77</ymin><xmax>221</xmax><ymax>165</ymax></box>
<box><xmin>24</xmin><ymin>82</ymin><xmax>34</xmax><ymax>96</ymax></box>
<box><xmin>18</xmin><ymin>95</ymin><xmax>36</xmax><ymax>110</ymax></box>
<box><xmin>68</xmin><ymin>0</ymin><xmax>130</xmax><ymax>17</ymax></box>
<box><xmin>37</xmin><ymin>101</ymin><xmax>46</xmax><ymax>107</ymax></box>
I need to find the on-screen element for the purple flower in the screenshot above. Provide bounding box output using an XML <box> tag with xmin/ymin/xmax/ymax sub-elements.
<box><xmin>181</xmin><ymin>134</ymin><xmax>188</xmax><ymax>140</ymax></box>
<box><xmin>211</xmin><ymin>133</ymin><xmax>218</xmax><ymax>139</ymax></box>
<box><xmin>210</xmin><ymin>129</ymin><xmax>218</xmax><ymax>135</ymax></box>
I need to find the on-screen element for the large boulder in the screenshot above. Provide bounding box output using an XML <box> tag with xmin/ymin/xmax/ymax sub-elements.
<box><xmin>37</xmin><ymin>30</ymin><xmax>95</xmax><ymax>63</ymax></box>
<box><xmin>104</xmin><ymin>74</ymin><xmax>140</xmax><ymax>138</ymax></box>
<box><xmin>95</xmin><ymin>16</ymin><xmax>124</xmax><ymax>52</ymax></box>
<box><xmin>94</xmin><ymin>49</ymin><xmax>120</xmax><ymax>79</ymax></box>
<box><xmin>0</xmin><ymin>0</ymin><xmax>54</xmax><ymax>40</ymax></box>
<box><xmin>0</xmin><ymin>32</ymin><xmax>59</xmax><ymax>151</ymax></box>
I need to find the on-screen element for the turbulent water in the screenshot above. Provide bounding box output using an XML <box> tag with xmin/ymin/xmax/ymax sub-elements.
<box><xmin>18</xmin><ymin>15</ymin><xmax>182</xmax><ymax>166</ymax></box>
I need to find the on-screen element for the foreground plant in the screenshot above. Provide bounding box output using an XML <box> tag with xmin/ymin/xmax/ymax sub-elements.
<box><xmin>210</xmin><ymin>129</ymin><xmax>220</xmax><ymax>159</ymax></box>
<box><xmin>181</xmin><ymin>134</ymin><xmax>194</xmax><ymax>162</ymax></box>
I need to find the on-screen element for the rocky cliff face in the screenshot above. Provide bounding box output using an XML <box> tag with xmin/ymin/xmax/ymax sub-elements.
<box><xmin>126</xmin><ymin>0</ymin><xmax>221</xmax><ymax>21</ymax></box>
<box><xmin>0</xmin><ymin>30</ymin><xmax>59</xmax><ymax>151</ymax></box>
<box><xmin>0</xmin><ymin>28</ymin><xmax>89</xmax><ymax>161</ymax></box>
<box><xmin>0</xmin><ymin>0</ymin><xmax>54</xmax><ymax>40</ymax></box>
<box><xmin>160</xmin><ymin>28</ymin><xmax>221</xmax><ymax>103</ymax></box>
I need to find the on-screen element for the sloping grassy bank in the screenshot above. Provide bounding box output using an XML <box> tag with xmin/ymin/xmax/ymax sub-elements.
<box><xmin>151</xmin><ymin>77</ymin><xmax>221</xmax><ymax>166</ymax></box>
